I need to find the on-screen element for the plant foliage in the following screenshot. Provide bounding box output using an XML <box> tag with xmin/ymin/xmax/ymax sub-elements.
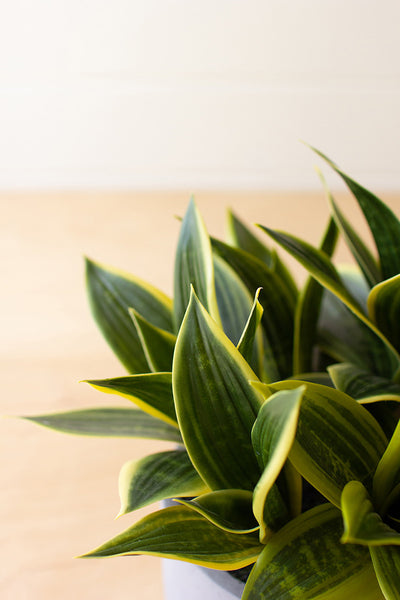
<box><xmin>28</xmin><ymin>151</ymin><xmax>400</xmax><ymax>599</ymax></box>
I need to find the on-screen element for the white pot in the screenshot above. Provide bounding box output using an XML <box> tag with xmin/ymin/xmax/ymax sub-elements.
<box><xmin>162</xmin><ymin>559</ymin><xmax>245</xmax><ymax>600</ymax></box>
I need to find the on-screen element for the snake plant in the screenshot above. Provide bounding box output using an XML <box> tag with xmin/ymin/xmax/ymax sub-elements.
<box><xmin>27</xmin><ymin>149</ymin><xmax>400</xmax><ymax>599</ymax></box>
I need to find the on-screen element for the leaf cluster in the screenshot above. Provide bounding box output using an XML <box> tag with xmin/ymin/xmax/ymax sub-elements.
<box><xmin>27</xmin><ymin>150</ymin><xmax>400</xmax><ymax>599</ymax></box>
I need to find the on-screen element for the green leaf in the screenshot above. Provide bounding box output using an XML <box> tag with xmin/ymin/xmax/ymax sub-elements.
<box><xmin>172</xmin><ymin>287</ymin><xmax>263</xmax><ymax>491</ymax></box>
<box><xmin>251</xmin><ymin>387</ymin><xmax>304</xmax><ymax>541</ymax></box>
<box><xmin>368</xmin><ymin>275</ymin><xmax>400</xmax><ymax>353</ymax></box>
<box><xmin>177</xmin><ymin>489</ymin><xmax>258</xmax><ymax>534</ymax></box>
<box><xmin>128</xmin><ymin>308</ymin><xmax>176</xmax><ymax>373</ymax></box>
<box><xmin>212</xmin><ymin>237</ymin><xmax>296</xmax><ymax>380</ymax></box>
<box><xmin>374</xmin><ymin>419</ymin><xmax>400</xmax><ymax>513</ymax></box>
<box><xmin>311</xmin><ymin>146</ymin><xmax>400</xmax><ymax>280</ymax></box>
<box><xmin>328</xmin><ymin>363</ymin><xmax>400</xmax><ymax>403</ymax></box>
<box><xmin>370</xmin><ymin>545</ymin><xmax>400</xmax><ymax>600</ymax></box>
<box><xmin>243</xmin><ymin>503</ymin><xmax>383</xmax><ymax>600</ymax></box>
<box><xmin>85</xmin><ymin>258</ymin><xmax>173</xmax><ymax>373</ymax></box>
<box><xmin>327</xmin><ymin>190</ymin><xmax>381</xmax><ymax>288</ymax></box>
<box><xmin>341</xmin><ymin>480</ymin><xmax>400</xmax><ymax>546</ymax></box>
<box><xmin>254</xmin><ymin>380</ymin><xmax>388</xmax><ymax>507</ymax></box>
<box><xmin>117</xmin><ymin>450</ymin><xmax>208</xmax><ymax>516</ymax></box>
<box><xmin>23</xmin><ymin>408</ymin><xmax>182</xmax><ymax>442</ymax></box>
<box><xmin>259</xmin><ymin>226</ymin><xmax>400</xmax><ymax>378</ymax></box>
<box><xmin>81</xmin><ymin>505</ymin><xmax>264</xmax><ymax>570</ymax></box>
<box><xmin>226</xmin><ymin>208</ymin><xmax>298</xmax><ymax>300</ymax></box>
<box><xmin>85</xmin><ymin>372</ymin><xmax>177</xmax><ymax>426</ymax></box>
<box><xmin>173</xmin><ymin>198</ymin><xmax>220</xmax><ymax>330</ymax></box>
<box><xmin>293</xmin><ymin>216</ymin><xmax>338</xmax><ymax>374</ymax></box>
<box><xmin>237</xmin><ymin>287</ymin><xmax>264</xmax><ymax>373</ymax></box>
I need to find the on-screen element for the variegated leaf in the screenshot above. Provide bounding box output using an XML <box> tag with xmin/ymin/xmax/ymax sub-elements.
<box><xmin>368</xmin><ymin>275</ymin><xmax>400</xmax><ymax>353</ymax></box>
<box><xmin>341</xmin><ymin>480</ymin><xmax>400</xmax><ymax>546</ymax></box>
<box><xmin>173</xmin><ymin>198</ymin><xmax>220</xmax><ymax>330</ymax></box>
<box><xmin>23</xmin><ymin>408</ymin><xmax>181</xmax><ymax>442</ymax></box>
<box><xmin>172</xmin><ymin>287</ymin><xmax>263</xmax><ymax>491</ymax></box>
<box><xmin>370</xmin><ymin>544</ymin><xmax>400</xmax><ymax>600</ymax></box>
<box><xmin>373</xmin><ymin>419</ymin><xmax>400</xmax><ymax>513</ymax></box>
<box><xmin>129</xmin><ymin>308</ymin><xmax>176</xmax><ymax>372</ymax></box>
<box><xmin>85</xmin><ymin>372</ymin><xmax>177</xmax><ymax>426</ymax></box>
<box><xmin>177</xmin><ymin>489</ymin><xmax>258</xmax><ymax>534</ymax></box>
<box><xmin>243</xmin><ymin>503</ymin><xmax>383</xmax><ymax>600</ymax></box>
<box><xmin>118</xmin><ymin>450</ymin><xmax>207</xmax><ymax>516</ymax></box>
<box><xmin>81</xmin><ymin>505</ymin><xmax>263</xmax><ymax>570</ymax></box>
<box><xmin>85</xmin><ymin>258</ymin><xmax>173</xmax><ymax>373</ymax></box>
<box><xmin>328</xmin><ymin>363</ymin><xmax>400</xmax><ymax>403</ymax></box>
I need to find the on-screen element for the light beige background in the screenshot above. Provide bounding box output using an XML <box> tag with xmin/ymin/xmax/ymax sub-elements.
<box><xmin>2</xmin><ymin>191</ymin><xmax>400</xmax><ymax>599</ymax></box>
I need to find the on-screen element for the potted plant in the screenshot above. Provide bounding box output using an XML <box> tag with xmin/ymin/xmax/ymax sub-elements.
<box><xmin>26</xmin><ymin>149</ymin><xmax>400</xmax><ymax>599</ymax></box>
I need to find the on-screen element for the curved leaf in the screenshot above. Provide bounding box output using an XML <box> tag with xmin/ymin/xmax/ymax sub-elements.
<box><xmin>118</xmin><ymin>450</ymin><xmax>207</xmax><ymax>516</ymax></box>
<box><xmin>23</xmin><ymin>408</ymin><xmax>181</xmax><ymax>442</ymax></box>
<box><xmin>173</xmin><ymin>198</ymin><xmax>220</xmax><ymax>330</ymax></box>
<box><xmin>311</xmin><ymin>146</ymin><xmax>400</xmax><ymax>280</ymax></box>
<box><xmin>293</xmin><ymin>215</ymin><xmax>338</xmax><ymax>374</ymax></box>
<box><xmin>368</xmin><ymin>275</ymin><xmax>400</xmax><ymax>353</ymax></box>
<box><xmin>85</xmin><ymin>372</ymin><xmax>177</xmax><ymax>426</ymax></box>
<box><xmin>259</xmin><ymin>226</ymin><xmax>400</xmax><ymax>378</ymax></box>
<box><xmin>251</xmin><ymin>387</ymin><xmax>304</xmax><ymax>540</ymax></box>
<box><xmin>243</xmin><ymin>503</ymin><xmax>383</xmax><ymax>600</ymax></box>
<box><xmin>81</xmin><ymin>505</ymin><xmax>264</xmax><ymax>570</ymax></box>
<box><xmin>254</xmin><ymin>380</ymin><xmax>388</xmax><ymax>507</ymax></box>
<box><xmin>85</xmin><ymin>258</ymin><xmax>173</xmax><ymax>373</ymax></box>
<box><xmin>177</xmin><ymin>489</ymin><xmax>258</xmax><ymax>534</ymax></box>
<box><xmin>129</xmin><ymin>308</ymin><xmax>176</xmax><ymax>373</ymax></box>
<box><xmin>237</xmin><ymin>288</ymin><xmax>264</xmax><ymax>374</ymax></box>
<box><xmin>172</xmin><ymin>288</ymin><xmax>263</xmax><ymax>491</ymax></box>
<box><xmin>328</xmin><ymin>363</ymin><xmax>400</xmax><ymax>403</ymax></box>
<box><xmin>212</xmin><ymin>237</ymin><xmax>296</xmax><ymax>380</ymax></box>
<box><xmin>341</xmin><ymin>481</ymin><xmax>400</xmax><ymax>546</ymax></box>
<box><xmin>370</xmin><ymin>545</ymin><xmax>400</xmax><ymax>600</ymax></box>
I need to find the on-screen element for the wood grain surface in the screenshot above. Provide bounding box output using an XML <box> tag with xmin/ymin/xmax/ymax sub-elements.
<box><xmin>2</xmin><ymin>191</ymin><xmax>400</xmax><ymax>599</ymax></box>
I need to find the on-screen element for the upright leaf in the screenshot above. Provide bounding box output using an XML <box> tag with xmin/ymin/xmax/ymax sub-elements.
<box><xmin>251</xmin><ymin>387</ymin><xmax>304</xmax><ymax>540</ymax></box>
<box><xmin>212</xmin><ymin>238</ymin><xmax>296</xmax><ymax>380</ymax></box>
<box><xmin>243</xmin><ymin>503</ymin><xmax>383</xmax><ymax>600</ymax></box>
<box><xmin>118</xmin><ymin>450</ymin><xmax>208</xmax><ymax>515</ymax></box>
<box><xmin>311</xmin><ymin>146</ymin><xmax>400</xmax><ymax>280</ymax></box>
<box><xmin>374</xmin><ymin>419</ymin><xmax>400</xmax><ymax>513</ymax></box>
<box><xmin>173</xmin><ymin>288</ymin><xmax>263</xmax><ymax>491</ymax></box>
<box><xmin>293</xmin><ymin>216</ymin><xmax>338</xmax><ymax>374</ymax></box>
<box><xmin>237</xmin><ymin>288</ymin><xmax>264</xmax><ymax>375</ymax></box>
<box><xmin>82</xmin><ymin>505</ymin><xmax>264</xmax><ymax>570</ymax></box>
<box><xmin>85</xmin><ymin>258</ymin><xmax>173</xmax><ymax>373</ymax></box>
<box><xmin>173</xmin><ymin>198</ymin><xmax>220</xmax><ymax>330</ymax></box>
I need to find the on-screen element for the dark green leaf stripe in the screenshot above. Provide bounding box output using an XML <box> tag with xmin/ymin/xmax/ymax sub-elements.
<box><xmin>264</xmin><ymin>381</ymin><xmax>388</xmax><ymax>506</ymax></box>
<box><xmin>370</xmin><ymin>545</ymin><xmax>400</xmax><ymax>600</ymax></box>
<box><xmin>173</xmin><ymin>288</ymin><xmax>263</xmax><ymax>491</ymax></box>
<box><xmin>129</xmin><ymin>308</ymin><xmax>176</xmax><ymax>373</ymax></box>
<box><xmin>293</xmin><ymin>216</ymin><xmax>338</xmax><ymax>374</ymax></box>
<box><xmin>82</xmin><ymin>505</ymin><xmax>264</xmax><ymax>569</ymax></box>
<box><xmin>85</xmin><ymin>372</ymin><xmax>177</xmax><ymax>426</ymax></box>
<box><xmin>212</xmin><ymin>237</ymin><xmax>296</xmax><ymax>380</ymax></box>
<box><xmin>23</xmin><ymin>408</ymin><xmax>182</xmax><ymax>442</ymax></box>
<box><xmin>178</xmin><ymin>489</ymin><xmax>259</xmax><ymax>534</ymax></box>
<box><xmin>118</xmin><ymin>450</ymin><xmax>208</xmax><ymax>515</ymax></box>
<box><xmin>243</xmin><ymin>503</ymin><xmax>382</xmax><ymax>600</ymax></box>
<box><xmin>85</xmin><ymin>258</ymin><xmax>173</xmax><ymax>373</ymax></box>
<box><xmin>373</xmin><ymin>419</ymin><xmax>400</xmax><ymax>513</ymax></box>
<box><xmin>173</xmin><ymin>198</ymin><xmax>220</xmax><ymax>330</ymax></box>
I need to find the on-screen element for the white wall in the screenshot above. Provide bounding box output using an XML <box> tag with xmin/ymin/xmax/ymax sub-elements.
<box><xmin>1</xmin><ymin>0</ymin><xmax>400</xmax><ymax>190</ymax></box>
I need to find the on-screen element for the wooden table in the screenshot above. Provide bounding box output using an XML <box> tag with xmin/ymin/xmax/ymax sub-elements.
<box><xmin>2</xmin><ymin>191</ymin><xmax>400</xmax><ymax>598</ymax></box>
